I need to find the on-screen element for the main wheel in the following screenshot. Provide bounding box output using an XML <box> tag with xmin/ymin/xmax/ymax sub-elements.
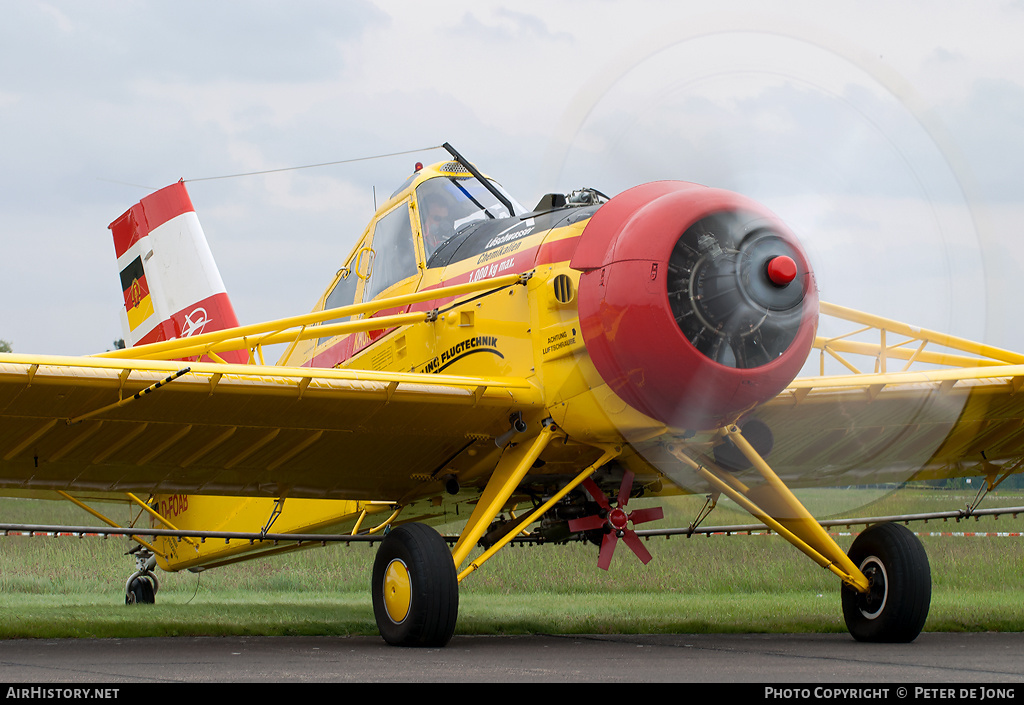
<box><xmin>371</xmin><ymin>523</ymin><xmax>459</xmax><ymax>647</ymax></box>
<box><xmin>841</xmin><ymin>522</ymin><xmax>931</xmax><ymax>642</ymax></box>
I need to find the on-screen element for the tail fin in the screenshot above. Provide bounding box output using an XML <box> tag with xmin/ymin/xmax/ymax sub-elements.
<box><xmin>109</xmin><ymin>181</ymin><xmax>247</xmax><ymax>364</ymax></box>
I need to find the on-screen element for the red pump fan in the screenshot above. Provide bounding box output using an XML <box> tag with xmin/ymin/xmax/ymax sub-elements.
<box><xmin>568</xmin><ymin>471</ymin><xmax>664</xmax><ymax>570</ymax></box>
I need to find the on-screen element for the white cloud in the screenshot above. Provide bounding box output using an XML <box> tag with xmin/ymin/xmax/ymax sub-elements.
<box><xmin>1</xmin><ymin>0</ymin><xmax>1024</xmax><ymax>356</ymax></box>
<box><xmin>37</xmin><ymin>3</ymin><xmax>74</xmax><ymax>34</ymax></box>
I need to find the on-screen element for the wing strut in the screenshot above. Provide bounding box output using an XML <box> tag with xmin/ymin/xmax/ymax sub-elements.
<box><xmin>55</xmin><ymin>490</ymin><xmax>166</xmax><ymax>557</ymax></box>
<box><xmin>98</xmin><ymin>272</ymin><xmax>530</xmax><ymax>363</ymax></box>
<box><xmin>668</xmin><ymin>425</ymin><xmax>871</xmax><ymax>593</ymax></box>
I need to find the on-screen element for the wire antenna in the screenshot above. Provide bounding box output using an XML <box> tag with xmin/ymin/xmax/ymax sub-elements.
<box><xmin>185</xmin><ymin>145</ymin><xmax>444</xmax><ymax>183</ymax></box>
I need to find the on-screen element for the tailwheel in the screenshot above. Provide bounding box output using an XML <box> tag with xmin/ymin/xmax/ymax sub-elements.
<box><xmin>372</xmin><ymin>523</ymin><xmax>459</xmax><ymax>647</ymax></box>
<box><xmin>125</xmin><ymin>576</ymin><xmax>156</xmax><ymax>605</ymax></box>
<box><xmin>841</xmin><ymin>522</ymin><xmax>931</xmax><ymax>643</ymax></box>
<box><xmin>125</xmin><ymin>548</ymin><xmax>158</xmax><ymax>605</ymax></box>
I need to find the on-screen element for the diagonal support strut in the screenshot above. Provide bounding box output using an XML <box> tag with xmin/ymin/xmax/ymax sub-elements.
<box><xmin>668</xmin><ymin>425</ymin><xmax>870</xmax><ymax>593</ymax></box>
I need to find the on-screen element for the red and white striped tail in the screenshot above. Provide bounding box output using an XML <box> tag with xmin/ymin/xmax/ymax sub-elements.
<box><xmin>108</xmin><ymin>181</ymin><xmax>247</xmax><ymax>364</ymax></box>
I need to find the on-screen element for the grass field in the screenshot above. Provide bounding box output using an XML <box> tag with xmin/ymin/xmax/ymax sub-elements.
<box><xmin>1</xmin><ymin>488</ymin><xmax>1022</xmax><ymax>639</ymax></box>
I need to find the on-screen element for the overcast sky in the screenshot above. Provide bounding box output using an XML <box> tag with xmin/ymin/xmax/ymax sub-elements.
<box><xmin>2</xmin><ymin>0</ymin><xmax>1023</xmax><ymax>359</ymax></box>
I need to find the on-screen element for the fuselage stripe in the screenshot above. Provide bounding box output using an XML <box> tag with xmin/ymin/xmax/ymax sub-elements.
<box><xmin>305</xmin><ymin>232</ymin><xmax>583</xmax><ymax>370</ymax></box>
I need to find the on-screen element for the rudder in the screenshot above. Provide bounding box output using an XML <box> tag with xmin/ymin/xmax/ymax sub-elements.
<box><xmin>109</xmin><ymin>181</ymin><xmax>247</xmax><ymax>363</ymax></box>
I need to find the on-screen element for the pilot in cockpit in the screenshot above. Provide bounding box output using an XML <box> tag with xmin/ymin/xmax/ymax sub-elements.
<box><xmin>416</xmin><ymin>171</ymin><xmax>522</xmax><ymax>259</ymax></box>
<box><xmin>418</xmin><ymin>186</ymin><xmax>458</xmax><ymax>257</ymax></box>
<box><xmin>421</xmin><ymin>197</ymin><xmax>451</xmax><ymax>254</ymax></box>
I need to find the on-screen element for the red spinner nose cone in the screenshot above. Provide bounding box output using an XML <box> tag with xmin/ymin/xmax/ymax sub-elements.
<box><xmin>766</xmin><ymin>255</ymin><xmax>797</xmax><ymax>286</ymax></box>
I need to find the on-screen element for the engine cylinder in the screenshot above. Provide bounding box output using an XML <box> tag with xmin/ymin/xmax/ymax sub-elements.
<box><xmin>570</xmin><ymin>181</ymin><xmax>818</xmax><ymax>431</ymax></box>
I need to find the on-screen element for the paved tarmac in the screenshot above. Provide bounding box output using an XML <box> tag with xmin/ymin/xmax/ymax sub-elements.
<box><xmin>0</xmin><ymin>632</ymin><xmax>1022</xmax><ymax>684</ymax></box>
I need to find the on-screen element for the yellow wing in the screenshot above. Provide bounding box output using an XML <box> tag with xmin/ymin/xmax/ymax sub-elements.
<box><xmin>740</xmin><ymin>302</ymin><xmax>1024</xmax><ymax>490</ymax></box>
<box><xmin>0</xmin><ymin>354</ymin><xmax>541</xmax><ymax>503</ymax></box>
<box><xmin>749</xmin><ymin>366</ymin><xmax>1024</xmax><ymax>488</ymax></box>
<box><xmin>5</xmin><ymin>300</ymin><xmax>1024</xmax><ymax>509</ymax></box>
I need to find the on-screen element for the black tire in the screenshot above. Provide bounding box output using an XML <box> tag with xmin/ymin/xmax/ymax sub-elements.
<box><xmin>841</xmin><ymin>523</ymin><xmax>931</xmax><ymax>643</ymax></box>
<box><xmin>125</xmin><ymin>576</ymin><xmax>155</xmax><ymax>605</ymax></box>
<box><xmin>371</xmin><ymin>523</ymin><xmax>458</xmax><ymax>647</ymax></box>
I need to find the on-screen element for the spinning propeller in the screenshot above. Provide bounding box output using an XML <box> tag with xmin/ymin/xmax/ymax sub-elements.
<box><xmin>568</xmin><ymin>471</ymin><xmax>664</xmax><ymax>570</ymax></box>
<box><xmin>549</xmin><ymin>25</ymin><xmax>982</xmax><ymax>522</ymax></box>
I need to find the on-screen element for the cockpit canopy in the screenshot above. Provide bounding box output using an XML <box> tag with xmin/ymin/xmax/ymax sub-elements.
<box><xmin>415</xmin><ymin>171</ymin><xmax>524</xmax><ymax>259</ymax></box>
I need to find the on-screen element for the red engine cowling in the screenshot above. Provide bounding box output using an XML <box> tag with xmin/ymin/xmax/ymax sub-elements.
<box><xmin>570</xmin><ymin>181</ymin><xmax>818</xmax><ymax>431</ymax></box>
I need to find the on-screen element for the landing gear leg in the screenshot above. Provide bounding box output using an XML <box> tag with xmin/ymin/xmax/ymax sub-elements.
<box><xmin>670</xmin><ymin>428</ymin><xmax>932</xmax><ymax>642</ymax></box>
<box><xmin>125</xmin><ymin>548</ymin><xmax>159</xmax><ymax>605</ymax></box>
<box><xmin>842</xmin><ymin>522</ymin><xmax>931</xmax><ymax>643</ymax></box>
<box><xmin>371</xmin><ymin>523</ymin><xmax>458</xmax><ymax>647</ymax></box>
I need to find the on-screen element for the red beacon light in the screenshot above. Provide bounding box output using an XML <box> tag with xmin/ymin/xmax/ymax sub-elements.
<box><xmin>414</xmin><ymin>162</ymin><xmax>423</xmax><ymax>172</ymax></box>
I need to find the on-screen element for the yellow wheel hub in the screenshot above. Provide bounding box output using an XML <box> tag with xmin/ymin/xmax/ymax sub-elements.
<box><xmin>383</xmin><ymin>558</ymin><xmax>411</xmax><ymax>624</ymax></box>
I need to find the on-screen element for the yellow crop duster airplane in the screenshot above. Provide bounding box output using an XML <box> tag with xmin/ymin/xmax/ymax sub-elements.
<box><xmin>2</xmin><ymin>143</ymin><xmax>1024</xmax><ymax>646</ymax></box>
